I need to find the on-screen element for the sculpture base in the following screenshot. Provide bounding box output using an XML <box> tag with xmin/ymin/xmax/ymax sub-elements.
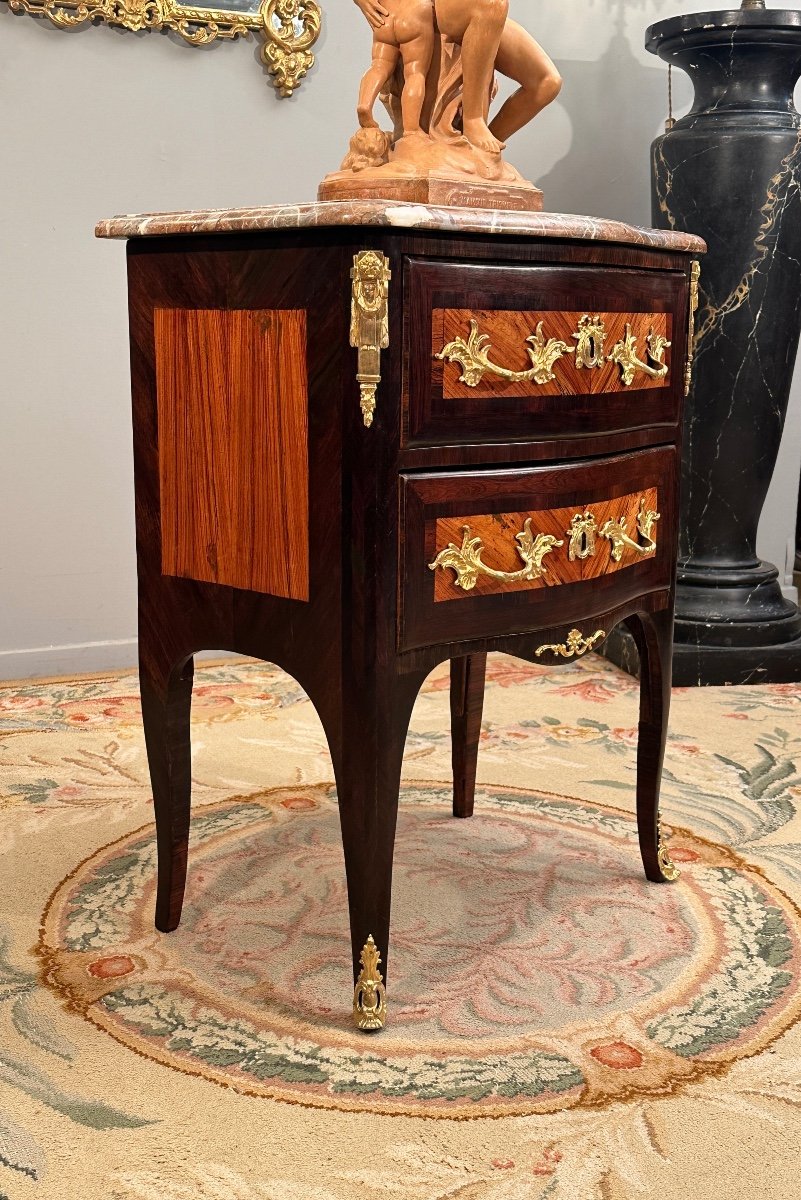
<box><xmin>319</xmin><ymin>170</ymin><xmax>543</xmax><ymax>213</ymax></box>
<box><xmin>319</xmin><ymin>129</ymin><xmax>543</xmax><ymax>213</ymax></box>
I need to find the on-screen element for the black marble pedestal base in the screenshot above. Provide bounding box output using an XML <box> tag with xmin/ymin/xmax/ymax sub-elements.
<box><xmin>602</xmin><ymin>624</ymin><xmax>801</xmax><ymax>687</ymax></box>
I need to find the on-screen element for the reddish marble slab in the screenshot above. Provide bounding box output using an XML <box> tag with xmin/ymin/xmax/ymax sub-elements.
<box><xmin>95</xmin><ymin>199</ymin><xmax>705</xmax><ymax>254</ymax></box>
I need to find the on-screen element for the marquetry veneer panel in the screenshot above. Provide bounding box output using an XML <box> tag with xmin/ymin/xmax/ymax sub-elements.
<box><xmin>155</xmin><ymin>308</ymin><xmax>309</xmax><ymax>600</ymax></box>
<box><xmin>432</xmin><ymin>487</ymin><xmax>659</xmax><ymax>601</ymax></box>
<box><xmin>434</xmin><ymin>309</ymin><xmax>672</xmax><ymax>400</ymax></box>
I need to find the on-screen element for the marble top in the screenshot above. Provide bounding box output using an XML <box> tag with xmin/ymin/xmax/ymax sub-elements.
<box><xmin>95</xmin><ymin>200</ymin><xmax>705</xmax><ymax>254</ymax></box>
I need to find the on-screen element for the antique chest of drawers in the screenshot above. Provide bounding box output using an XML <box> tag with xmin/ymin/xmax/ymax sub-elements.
<box><xmin>97</xmin><ymin>200</ymin><xmax>704</xmax><ymax>1032</ymax></box>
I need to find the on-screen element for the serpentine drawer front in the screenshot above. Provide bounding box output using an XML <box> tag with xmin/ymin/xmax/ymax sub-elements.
<box><xmin>400</xmin><ymin>446</ymin><xmax>677</xmax><ymax>651</ymax></box>
<box><xmin>403</xmin><ymin>259</ymin><xmax>688</xmax><ymax>448</ymax></box>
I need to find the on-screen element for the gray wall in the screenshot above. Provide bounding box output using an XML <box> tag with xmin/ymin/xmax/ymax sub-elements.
<box><xmin>1</xmin><ymin>1</ymin><xmax>800</xmax><ymax>678</ymax></box>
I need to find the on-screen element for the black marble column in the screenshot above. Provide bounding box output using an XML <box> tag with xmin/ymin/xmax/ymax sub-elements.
<box><xmin>607</xmin><ymin>5</ymin><xmax>801</xmax><ymax>686</ymax></box>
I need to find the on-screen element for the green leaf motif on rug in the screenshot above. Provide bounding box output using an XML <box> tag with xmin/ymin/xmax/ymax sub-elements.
<box><xmin>646</xmin><ymin>869</ymin><xmax>795</xmax><ymax>1057</ymax></box>
<box><xmin>100</xmin><ymin>985</ymin><xmax>585</xmax><ymax>1103</ymax></box>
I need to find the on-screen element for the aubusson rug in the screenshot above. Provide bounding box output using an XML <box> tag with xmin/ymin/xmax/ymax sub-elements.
<box><xmin>1</xmin><ymin>653</ymin><xmax>800</xmax><ymax>1199</ymax></box>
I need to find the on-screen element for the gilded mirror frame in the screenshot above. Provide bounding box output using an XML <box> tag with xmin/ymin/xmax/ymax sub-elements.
<box><xmin>7</xmin><ymin>0</ymin><xmax>322</xmax><ymax>96</ymax></box>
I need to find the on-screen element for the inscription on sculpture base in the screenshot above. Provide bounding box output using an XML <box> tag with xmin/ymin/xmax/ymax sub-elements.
<box><xmin>319</xmin><ymin>170</ymin><xmax>543</xmax><ymax>213</ymax></box>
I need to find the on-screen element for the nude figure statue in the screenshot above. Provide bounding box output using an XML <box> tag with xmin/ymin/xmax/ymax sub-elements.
<box><xmin>356</xmin><ymin>0</ymin><xmax>436</xmax><ymax>137</ymax></box>
<box><xmin>319</xmin><ymin>0</ymin><xmax>561</xmax><ymax>210</ymax></box>
<box><xmin>353</xmin><ymin>0</ymin><xmax>562</xmax><ymax>153</ymax></box>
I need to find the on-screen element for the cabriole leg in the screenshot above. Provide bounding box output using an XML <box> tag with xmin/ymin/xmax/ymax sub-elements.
<box><xmin>139</xmin><ymin>650</ymin><xmax>195</xmax><ymax>932</ymax></box>
<box><xmin>332</xmin><ymin>668</ymin><xmax>427</xmax><ymax>1031</ymax></box>
<box><xmin>625</xmin><ymin>609</ymin><xmax>680</xmax><ymax>883</ymax></box>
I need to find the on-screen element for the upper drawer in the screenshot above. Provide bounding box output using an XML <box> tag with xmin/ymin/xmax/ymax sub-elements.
<box><xmin>403</xmin><ymin>259</ymin><xmax>688</xmax><ymax>448</ymax></box>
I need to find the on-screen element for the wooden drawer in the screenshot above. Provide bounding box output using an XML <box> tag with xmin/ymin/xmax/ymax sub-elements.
<box><xmin>399</xmin><ymin>447</ymin><xmax>677</xmax><ymax>651</ymax></box>
<box><xmin>403</xmin><ymin>258</ymin><xmax>688</xmax><ymax>448</ymax></box>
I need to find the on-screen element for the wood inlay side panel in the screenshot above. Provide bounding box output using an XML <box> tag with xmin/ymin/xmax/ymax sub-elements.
<box><xmin>155</xmin><ymin>308</ymin><xmax>309</xmax><ymax>600</ymax></box>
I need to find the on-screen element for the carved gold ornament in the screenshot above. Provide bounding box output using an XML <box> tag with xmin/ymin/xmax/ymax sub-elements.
<box><xmin>685</xmin><ymin>261</ymin><xmax>701</xmax><ymax>396</ymax></box>
<box><xmin>607</xmin><ymin>324</ymin><xmax>671</xmax><ymax>387</ymax></box>
<box><xmin>600</xmin><ymin>498</ymin><xmax>660</xmax><ymax>562</ymax></box>
<box><xmin>535</xmin><ymin>629</ymin><xmax>606</xmax><ymax>659</ymax></box>
<box><xmin>8</xmin><ymin>0</ymin><xmax>322</xmax><ymax>97</ymax></box>
<box><xmin>353</xmin><ymin>935</ymin><xmax>387</xmax><ymax>1031</ymax></box>
<box><xmin>262</xmin><ymin>0</ymin><xmax>321</xmax><ymax>96</ymax></box>
<box><xmin>429</xmin><ymin>522</ymin><xmax>564</xmax><ymax>592</ymax></box>
<box><xmin>657</xmin><ymin>813</ymin><xmax>681</xmax><ymax>882</ymax></box>
<box><xmin>567</xmin><ymin>510</ymin><xmax>599</xmax><ymax>561</ymax></box>
<box><xmin>573</xmin><ymin>315</ymin><xmax>607</xmax><ymax>369</ymax></box>
<box><xmin>437</xmin><ymin>319</ymin><xmax>574</xmax><ymax>388</ymax></box>
<box><xmin>350</xmin><ymin>250</ymin><xmax>391</xmax><ymax>428</ymax></box>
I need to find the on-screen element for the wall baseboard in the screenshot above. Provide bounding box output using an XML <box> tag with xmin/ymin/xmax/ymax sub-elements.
<box><xmin>0</xmin><ymin>638</ymin><xmax>139</xmax><ymax>681</ymax></box>
<box><xmin>0</xmin><ymin>640</ymin><xmax>246</xmax><ymax>683</ymax></box>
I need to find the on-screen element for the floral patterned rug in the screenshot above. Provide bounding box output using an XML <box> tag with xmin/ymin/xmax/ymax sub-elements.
<box><xmin>1</xmin><ymin>654</ymin><xmax>800</xmax><ymax>1197</ymax></box>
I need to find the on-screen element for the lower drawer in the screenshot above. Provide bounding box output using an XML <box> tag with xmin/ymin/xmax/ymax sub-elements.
<box><xmin>399</xmin><ymin>447</ymin><xmax>677</xmax><ymax>651</ymax></box>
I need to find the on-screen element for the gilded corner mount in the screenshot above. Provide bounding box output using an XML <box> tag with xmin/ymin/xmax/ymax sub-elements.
<box><xmin>8</xmin><ymin>0</ymin><xmax>322</xmax><ymax>97</ymax></box>
<box><xmin>657</xmin><ymin>813</ymin><xmax>681</xmax><ymax>882</ymax></box>
<box><xmin>353</xmin><ymin>935</ymin><xmax>387</xmax><ymax>1031</ymax></box>
<box><xmin>350</xmin><ymin>250</ymin><xmax>391</xmax><ymax>428</ymax></box>
<box><xmin>685</xmin><ymin>261</ymin><xmax>701</xmax><ymax>396</ymax></box>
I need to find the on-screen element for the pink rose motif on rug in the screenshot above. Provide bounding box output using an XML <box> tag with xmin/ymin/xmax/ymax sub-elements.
<box><xmin>38</xmin><ymin>783</ymin><xmax>801</xmax><ymax>1118</ymax></box>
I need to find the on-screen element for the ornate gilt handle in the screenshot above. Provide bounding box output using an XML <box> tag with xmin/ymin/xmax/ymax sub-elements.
<box><xmin>600</xmin><ymin>498</ymin><xmax>660</xmax><ymax>562</ymax></box>
<box><xmin>437</xmin><ymin>315</ymin><xmax>671</xmax><ymax>390</ymax></box>
<box><xmin>535</xmin><ymin>629</ymin><xmax>606</xmax><ymax>659</ymax></box>
<box><xmin>429</xmin><ymin>521</ymin><xmax>564</xmax><ymax>591</ymax></box>
<box><xmin>606</xmin><ymin>325</ymin><xmax>671</xmax><ymax>387</ymax></box>
<box><xmin>437</xmin><ymin>318</ymin><xmax>574</xmax><ymax>387</ymax></box>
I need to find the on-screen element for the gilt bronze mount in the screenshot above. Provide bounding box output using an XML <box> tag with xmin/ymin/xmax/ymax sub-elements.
<box><xmin>438</xmin><ymin>314</ymin><xmax>672</xmax><ymax>391</ymax></box>
<box><xmin>8</xmin><ymin>0</ymin><xmax>322</xmax><ymax>97</ymax></box>
<box><xmin>657</xmin><ymin>813</ymin><xmax>681</xmax><ymax>882</ymax></box>
<box><xmin>350</xmin><ymin>250</ymin><xmax>391</xmax><ymax>428</ymax></box>
<box><xmin>353</xmin><ymin>936</ymin><xmax>387</xmax><ymax>1031</ymax></box>
<box><xmin>429</xmin><ymin>522</ymin><xmax>564</xmax><ymax>592</ymax></box>
<box><xmin>535</xmin><ymin>629</ymin><xmax>606</xmax><ymax>659</ymax></box>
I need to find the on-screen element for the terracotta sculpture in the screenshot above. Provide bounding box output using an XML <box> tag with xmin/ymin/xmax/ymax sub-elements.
<box><xmin>319</xmin><ymin>0</ymin><xmax>562</xmax><ymax>210</ymax></box>
<box><xmin>357</xmin><ymin>1</ymin><xmax>436</xmax><ymax>137</ymax></box>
